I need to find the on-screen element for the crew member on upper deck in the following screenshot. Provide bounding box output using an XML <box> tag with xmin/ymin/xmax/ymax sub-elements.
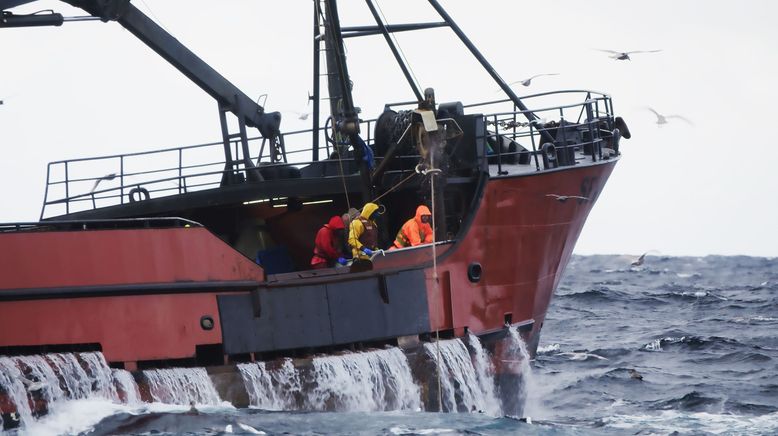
<box><xmin>348</xmin><ymin>202</ymin><xmax>381</xmax><ymax>259</ymax></box>
<box><xmin>392</xmin><ymin>205</ymin><xmax>433</xmax><ymax>249</ymax></box>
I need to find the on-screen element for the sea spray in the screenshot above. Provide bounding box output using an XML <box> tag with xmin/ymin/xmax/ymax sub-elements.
<box><xmin>0</xmin><ymin>352</ymin><xmax>128</xmax><ymax>430</ymax></box>
<box><xmin>307</xmin><ymin>347</ymin><xmax>420</xmax><ymax>411</ymax></box>
<box><xmin>237</xmin><ymin>358</ymin><xmax>300</xmax><ymax>410</ymax></box>
<box><xmin>466</xmin><ymin>332</ymin><xmax>502</xmax><ymax>415</ymax></box>
<box><xmin>0</xmin><ymin>356</ymin><xmax>35</xmax><ymax>426</ymax></box>
<box><xmin>238</xmin><ymin>348</ymin><xmax>420</xmax><ymax>412</ymax></box>
<box><xmin>423</xmin><ymin>339</ymin><xmax>489</xmax><ymax>413</ymax></box>
<box><xmin>142</xmin><ymin>367</ymin><xmax>222</xmax><ymax>405</ymax></box>
<box><xmin>506</xmin><ymin>326</ymin><xmax>541</xmax><ymax>418</ymax></box>
<box><xmin>112</xmin><ymin>369</ymin><xmax>141</xmax><ymax>404</ymax></box>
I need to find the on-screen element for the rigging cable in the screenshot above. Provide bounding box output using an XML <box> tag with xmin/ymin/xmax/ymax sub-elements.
<box><xmin>330</xmin><ymin>115</ymin><xmax>353</xmax><ymax>214</ymax></box>
<box><xmin>374</xmin><ymin>0</ymin><xmax>423</xmax><ymax>94</ymax></box>
<box><xmin>427</xmin><ymin>128</ymin><xmax>443</xmax><ymax>412</ymax></box>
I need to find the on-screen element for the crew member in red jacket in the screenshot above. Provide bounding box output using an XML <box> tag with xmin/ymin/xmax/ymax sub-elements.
<box><xmin>311</xmin><ymin>215</ymin><xmax>348</xmax><ymax>269</ymax></box>
<box><xmin>392</xmin><ymin>205</ymin><xmax>433</xmax><ymax>249</ymax></box>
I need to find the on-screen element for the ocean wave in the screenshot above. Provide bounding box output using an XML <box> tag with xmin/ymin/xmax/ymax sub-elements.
<box><xmin>641</xmin><ymin>335</ymin><xmax>743</xmax><ymax>352</ymax></box>
<box><xmin>732</xmin><ymin>315</ymin><xmax>778</xmax><ymax>324</ymax></box>
<box><xmin>675</xmin><ymin>272</ymin><xmax>702</xmax><ymax>279</ymax></box>
<box><xmin>652</xmin><ymin>391</ymin><xmax>722</xmax><ymax>412</ymax></box>
<box><xmin>556</xmin><ymin>287</ymin><xmax>628</xmax><ymax>302</ymax></box>
<box><xmin>557</xmin><ymin>352</ymin><xmax>608</xmax><ymax>362</ymax></box>
<box><xmin>650</xmin><ymin>289</ymin><xmax>729</xmax><ymax>303</ymax></box>
<box><xmin>536</xmin><ymin>344</ymin><xmax>560</xmax><ymax>354</ymax></box>
<box><xmin>724</xmin><ymin>400</ymin><xmax>778</xmax><ymax>415</ymax></box>
<box><xmin>712</xmin><ymin>351</ymin><xmax>772</xmax><ymax>364</ymax></box>
<box><xmin>601</xmin><ymin>410</ymin><xmax>778</xmax><ymax>434</ymax></box>
<box><xmin>589</xmin><ymin>347</ymin><xmax>633</xmax><ymax>359</ymax></box>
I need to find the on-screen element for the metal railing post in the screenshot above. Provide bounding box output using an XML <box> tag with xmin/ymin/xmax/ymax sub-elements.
<box><xmin>178</xmin><ymin>148</ymin><xmax>183</xmax><ymax>194</ymax></box>
<box><xmin>64</xmin><ymin>161</ymin><xmax>69</xmax><ymax>214</ymax></box>
<box><xmin>120</xmin><ymin>156</ymin><xmax>125</xmax><ymax>204</ymax></box>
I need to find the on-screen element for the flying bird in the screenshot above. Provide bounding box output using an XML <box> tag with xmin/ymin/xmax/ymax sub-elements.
<box><xmin>546</xmin><ymin>194</ymin><xmax>589</xmax><ymax>203</ymax></box>
<box><xmin>629</xmin><ymin>369</ymin><xmax>644</xmax><ymax>381</ymax></box>
<box><xmin>596</xmin><ymin>49</ymin><xmax>662</xmax><ymax>61</ymax></box>
<box><xmin>508</xmin><ymin>73</ymin><xmax>560</xmax><ymax>88</ymax></box>
<box><xmin>631</xmin><ymin>252</ymin><xmax>647</xmax><ymax>266</ymax></box>
<box><xmin>90</xmin><ymin>173</ymin><xmax>117</xmax><ymax>193</ymax></box>
<box><xmin>647</xmin><ymin>107</ymin><xmax>694</xmax><ymax>126</ymax></box>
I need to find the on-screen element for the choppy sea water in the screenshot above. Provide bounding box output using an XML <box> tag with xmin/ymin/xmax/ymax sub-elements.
<box><xmin>7</xmin><ymin>254</ymin><xmax>778</xmax><ymax>435</ymax></box>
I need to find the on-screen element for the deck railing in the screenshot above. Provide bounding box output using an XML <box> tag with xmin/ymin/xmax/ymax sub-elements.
<box><xmin>40</xmin><ymin>90</ymin><xmax>614</xmax><ymax>219</ymax></box>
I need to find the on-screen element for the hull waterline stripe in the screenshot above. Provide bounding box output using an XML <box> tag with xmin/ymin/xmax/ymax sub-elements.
<box><xmin>0</xmin><ymin>280</ymin><xmax>261</xmax><ymax>301</ymax></box>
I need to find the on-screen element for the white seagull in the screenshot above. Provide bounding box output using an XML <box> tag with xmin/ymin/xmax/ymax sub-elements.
<box><xmin>596</xmin><ymin>49</ymin><xmax>662</xmax><ymax>61</ymax></box>
<box><xmin>508</xmin><ymin>73</ymin><xmax>560</xmax><ymax>87</ymax></box>
<box><xmin>293</xmin><ymin>111</ymin><xmax>310</xmax><ymax>120</ymax></box>
<box><xmin>90</xmin><ymin>173</ymin><xmax>117</xmax><ymax>193</ymax></box>
<box><xmin>546</xmin><ymin>194</ymin><xmax>589</xmax><ymax>203</ymax></box>
<box><xmin>631</xmin><ymin>250</ymin><xmax>660</xmax><ymax>266</ymax></box>
<box><xmin>647</xmin><ymin>107</ymin><xmax>694</xmax><ymax>126</ymax></box>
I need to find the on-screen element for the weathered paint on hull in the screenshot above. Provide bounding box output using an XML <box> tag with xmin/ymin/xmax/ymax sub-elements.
<box><xmin>427</xmin><ymin>161</ymin><xmax>616</xmax><ymax>355</ymax></box>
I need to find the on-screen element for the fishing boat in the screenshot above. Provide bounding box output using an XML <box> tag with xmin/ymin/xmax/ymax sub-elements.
<box><xmin>0</xmin><ymin>0</ymin><xmax>628</xmax><ymax>428</ymax></box>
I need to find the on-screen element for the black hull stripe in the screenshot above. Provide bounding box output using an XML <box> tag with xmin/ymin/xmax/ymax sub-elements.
<box><xmin>0</xmin><ymin>280</ymin><xmax>261</xmax><ymax>301</ymax></box>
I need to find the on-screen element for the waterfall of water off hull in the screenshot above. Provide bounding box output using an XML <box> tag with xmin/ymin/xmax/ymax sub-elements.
<box><xmin>501</xmin><ymin>326</ymin><xmax>535</xmax><ymax>417</ymax></box>
<box><xmin>0</xmin><ymin>352</ymin><xmax>138</xmax><ymax>430</ymax></box>
<box><xmin>238</xmin><ymin>347</ymin><xmax>421</xmax><ymax>412</ymax></box>
<box><xmin>142</xmin><ymin>367</ymin><xmax>222</xmax><ymax>406</ymax></box>
<box><xmin>422</xmin><ymin>338</ymin><xmax>501</xmax><ymax>414</ymax></box>
<box><xmin>465</xmin><ymin>333</ymin><xmax>502</xmax><ymax>416</ymax></box>
<box><xmin>237</xmin><ymin>359</ymin><xmax>300</xmax><ymax>410</ymax></box>
<box><xmin>112</xmin><ymin>369</ymin><xmax>142</xmax><ymax>405</ymax></box>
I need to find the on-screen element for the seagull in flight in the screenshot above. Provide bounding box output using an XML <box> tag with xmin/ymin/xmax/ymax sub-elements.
<box><xmin>631</xmin><ymin>250</ymin><xmax>660</xmax><ymax>266</ymax></box>
<box><xmin>508</xmin><ymin>73</ymin><xmax>560</xmax><ymax>87</ymax></box>
<box><xmin>647</xmin><ymin>107</ymin><xmax>694</xmax><ymax>126</ymax></box>
<box><xmin>90</xmin><ymin>173</ymin><xmax>117</xmax><ymax>193</ymax></box>
<box><xmin>546</xmin><ymin>194</ymin><xmax>589</xmax><ymax>203</ymax></box>
<box><xmin>596</xmin><ymin>49</ymin><xmax>662</xmax><ymax>61</ymax></box>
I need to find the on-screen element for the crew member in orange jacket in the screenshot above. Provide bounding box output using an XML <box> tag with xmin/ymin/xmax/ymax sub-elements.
<box><xmin>311</xmin><ymin>215</ymin><xmax>348</xmax><ymax>269</ymax></box>
<box><xmin>392</xmin><ymin>205</ymin><xmax>433</xmax><ymax>249</ymax></box>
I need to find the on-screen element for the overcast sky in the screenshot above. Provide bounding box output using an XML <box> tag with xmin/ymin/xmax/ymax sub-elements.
<box><xmin>2</xmin><ymin>0</ymin><xmax>777</xmax><ymax>257</ymax></box>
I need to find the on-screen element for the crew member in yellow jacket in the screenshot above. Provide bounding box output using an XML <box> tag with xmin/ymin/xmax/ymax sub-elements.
<box><xmin>348</xmin><ymin>202</ymin><xmax>381</xmax><ymax>259</ymax></box>
<box><xmin>392</xmin><ymin>205</ymin><xmax>433</xmax><ymax>249</ymax></box>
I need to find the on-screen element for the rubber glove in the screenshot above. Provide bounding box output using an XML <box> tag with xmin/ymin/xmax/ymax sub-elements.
<box><xmin>337</xmin><ymin>257</ymin><xmax>348</xmax><ymax>265</ymax></box>
<box><xmin>361</xmin><ymin>247</ymin><xmax>374</xmax><ymax>256</ymax></box>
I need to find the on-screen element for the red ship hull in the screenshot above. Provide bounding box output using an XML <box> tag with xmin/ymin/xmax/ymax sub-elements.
<box><xmin>0</xmin><ymin>160</ymin><xmax>616</xmax><ymax>368</ymax></box>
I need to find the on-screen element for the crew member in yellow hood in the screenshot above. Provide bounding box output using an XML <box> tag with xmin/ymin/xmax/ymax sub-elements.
<box><xmin>348</xmin><ymin>202</ymin><xmax>381</xmax><ymax>258</ymax></box>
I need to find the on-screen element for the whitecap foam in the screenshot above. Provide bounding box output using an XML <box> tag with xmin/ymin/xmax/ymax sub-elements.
<box><xmin>733</xmin><ymin>315</ymin><xmax>778</xmax><ymax>324</ymax></box>
<box><xmin>603</xmin><ymin>410</ymin><xmax>778</xmax><ymax>434</ymax></box>
<box><xmin>559</xmin><ymin>352</ymin><xmax>607</xmax><ymax>361</ymax></box>
<box><xmin>643</xmin><ymin>339</ymin><xmax>662</xmax><ymax>351</ymax></box>
<box><xmin>389</xmin><ymin>425</ymin><xmax>458</xmax><ymax>435</ymax></box>
<box><xmin>20</xmin><ymin>398</ymin><xmax>128</xmax><ymax>436</ymax></box>
<box><xmin>536</xmin><ymin>344</ymin><xmax>560</xmax><ymax>354</ymax></box>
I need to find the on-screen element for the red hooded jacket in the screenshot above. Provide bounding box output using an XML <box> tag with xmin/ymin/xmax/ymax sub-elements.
<box><xmin>311</xmin><ymin>216</ymin><xmax>346</xmax><ymax>268</ymax></box>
